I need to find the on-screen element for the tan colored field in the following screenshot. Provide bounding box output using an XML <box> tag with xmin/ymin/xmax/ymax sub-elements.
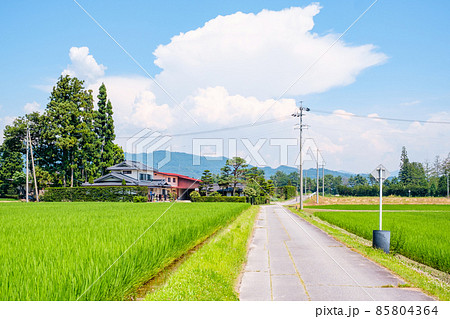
<box><xmin>305</xmin><ymin>195</ymin><xmax>450</xmax><ymax>206</ymax></box>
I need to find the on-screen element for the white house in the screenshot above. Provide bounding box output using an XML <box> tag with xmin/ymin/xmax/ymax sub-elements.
<box><xmin>82</xmin><ymin>160</ymin><xmax>171</xmax><ymax>200</ymax></box>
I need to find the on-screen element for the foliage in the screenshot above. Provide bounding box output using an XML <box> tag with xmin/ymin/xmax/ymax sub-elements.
<box><xmin>208</xmin><ymin>191</ymin><xmax>221</xmax><ymax>197</ymax></box>
<box><xmin>94</xmin><ymin>83</ymin><xmax>124</xmax><ymax>177</ymax></box>
<box><xmin>43</xmin><ymin>186</ymin><xmax>147</xmax><ymax>202</ymax></box>
<box><xmin>191</xmin><ymin>196</ymin><xmax>246</xmax><ymax>203</ymax></box>
<box><xmin>247</xmin><ymin>196</ymin><xmax>269</xmax><ymax>205</ymax></box>
<box><xmin>282</xmin><ymin>185</ymin><xmax>297</xmax><ymax>199</ymax></box>
<box><xmin>313</xmin><ymin>205</ymin><xmax>450</xmax><ymax>273</ymax></box>
<box><xmin>146</xmin><ymin>205</ymin><xmax>258</xmax><ymax>301</ymax></box>
<box><xmin>0</xmin><ymin>202</ymin><xmax>249</xmax><ymax>300</ymax></box>
<box><xmin>0</xmin><ymin>75</ymin><xmax>124</xmax><ymax>195</ymax></box>
<box><xmin>225</xmin><ymin>157</ymin><xmax>248</xmax><ymax>196</ymax></box>
<box><xmin>398</xmin><ymin>146</ymin><xmax>427</xmax><ymax>187</ymax></box>
<box><xmin>133</xmin><ymin>196</ymin><xmax>147</xmax><ymax>203</ymax></box>
<box><xmin>199</xmin><ymin>169</ymin><xmax>214</xmax><ymax>195</ymax></box>
<box><xmin>189</xmin><ymin>190</ymin><xmax>200</xmax><ymax>200</ymax></box>
<box><xmin>348</xmin><ymin>174</ymin><xmax>368</xmax><ymax>187</ymax></box>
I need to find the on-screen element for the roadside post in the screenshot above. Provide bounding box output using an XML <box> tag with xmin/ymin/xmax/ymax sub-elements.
<box><xmin>371</xmin><ymin>164</ymin><xmax>390</xmax><ymax>253</ymax></box>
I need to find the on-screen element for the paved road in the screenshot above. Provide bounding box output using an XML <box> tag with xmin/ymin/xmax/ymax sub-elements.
<box><xmin>239</xmin><ymin>204</ymin><xmax>434</xmax><ymax>301</ymax></box>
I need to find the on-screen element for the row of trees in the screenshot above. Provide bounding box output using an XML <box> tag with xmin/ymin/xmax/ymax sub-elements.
<box><xmin>269</xmin><ymin>147</ymin><xmax>449</xmax><ymax>197</ymax></box>
<box><xmin>198</xmin><ymin>157</ymin><xmax>275</xmax><ymax>198</ymax></box>
<box><xmin>0</xmin><ymin>75</ymin><xmax>124</xmax><ymax>197</ymax></box>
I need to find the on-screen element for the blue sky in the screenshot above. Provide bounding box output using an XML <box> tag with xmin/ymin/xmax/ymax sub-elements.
<box><xmin>1</xmin><ymin>0</ymin><xmax>449</xmax><ymax>172</ymax></box>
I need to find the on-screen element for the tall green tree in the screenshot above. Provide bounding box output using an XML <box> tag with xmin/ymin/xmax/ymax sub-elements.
<box><xmin>94</xmin><ymin>83</ymin><xmax>123</xmax><ymax>176</ymax></box>
<box><xmin>399</xmin><ymin>146</ymin><xmax>411</xmax><ymax>185</ymax></box>
<box><xmin>41</xmin><ymin>75</ymin><xmax>97</xmax><ymax>186</ymax></box>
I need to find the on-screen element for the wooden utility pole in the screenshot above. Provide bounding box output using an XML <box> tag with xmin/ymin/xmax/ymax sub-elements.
<box><xmin>316</xmin><ymin>149</ymin><xmax>319</xmax><ymax>204</ymax></box>
<box><xmin>28</xmin><ymin>129</ymin><xmax>39</xmax><ymax>202</ymax></box>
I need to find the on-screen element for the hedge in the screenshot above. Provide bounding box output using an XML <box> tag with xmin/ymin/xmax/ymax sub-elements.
<box><xmin>191</xmin><ymin>196</ymin><xmax>246</xmax><ymax>203</ymax></box>
<box><xmin>42</xmin><ymin>186</ymin><xmax>148</xmax><ymax>202</ymax></box>
<box><xmin>247</xmin><ymin>196</ymin><xmax>269</xmax><ymax>205</ymax></box>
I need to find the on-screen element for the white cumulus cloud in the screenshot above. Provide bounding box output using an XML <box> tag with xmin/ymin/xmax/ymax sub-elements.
<box><xmin>23</xmin><ymin>101</ymin><xmax>41</xmax><ymax>113</ymax></box>
<box><xmin>153</xmin><ymin>4</ymin><xmax>387</xmax><ymax>101</ymax></box>
<box><xmin>62</xmin><ymin>47</ymin><xmax>106</xmax><ymax>84</ymax></box>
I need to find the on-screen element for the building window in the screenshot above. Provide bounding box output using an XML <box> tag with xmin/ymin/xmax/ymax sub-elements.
<box><xmin>139</xmin><ymin>173</ymin><xmax>145</xmax><ymax>180</ymax></box>
<box><xmin>147</xmin><ymin>174</ymin><xmax>151</xmax><ymax>181</ymax></box>
<box><xmin>123</xmin><ymin>170</ymin><xmax>132</xmax><ymax>174</ymax></box>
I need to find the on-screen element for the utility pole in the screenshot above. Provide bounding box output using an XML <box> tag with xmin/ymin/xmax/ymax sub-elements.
<box><xmin>292</xmin><ymin>101</ymin><xmax>309</xmax><ymax>210</ymax></box>
<box><xmin>447</xmin><ymin>173</ymin><xmax>449</xmax><ymax>198</ymax></box>
<box><xmin>316</xmin><ymin>148</ymin><xmax>319</xmax><ymax>204</ymax></box>
<box><xmin>26</xmin><ymin>124</ymin><xmax>29</xmax><ymax>203</ymax></box>
<box><xmin>322</xmin><ymin>162</ymin><xmax>325</xmax><ymax>197</ymax></box>
<box><xmin>28</xmin><ymin>129</ymin><xmax>39</xmax><ymax>202</ymax></box>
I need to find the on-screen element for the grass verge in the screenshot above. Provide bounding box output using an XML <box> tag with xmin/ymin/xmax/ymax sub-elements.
<box><xmin>288</xmin><ymin>206</ymin><xmax>450</xmax><ymax>301</ymax></box>
<box><xmin>144</xmin><ymin>205</ymin><xmax>259</xmax><ymax>301</ymax></box>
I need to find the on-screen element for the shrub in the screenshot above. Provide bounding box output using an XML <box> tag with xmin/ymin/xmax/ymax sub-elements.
<box><xmin>247</xmin><ymin>196</ymin><xmax>269</xmax><ymax>205</ymax></box>
<box><xmin>189</xmin><ymin>191</ymin><xmax>200</xmax><ymax>201</ymax></box>
<box><xmin>43</xmin><ymin>186</ymin><xmax>148</xmax><ymax>202</ymax></box>
<box><xmin>133</xmin><ymin>196</ymin><xmax>147</xmax><ymax>203</ymax></box>
<box><xmin>191</xmin><ymin>196</ymin><xmax>246</xmax><ymax>203</ymax></box>
<box><xmin>209</xmin><ymin>191</ymin><xmax>221</xmax><ymax>197</ymax></box>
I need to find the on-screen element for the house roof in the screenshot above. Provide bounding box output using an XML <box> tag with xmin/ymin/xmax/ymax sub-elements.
<box><xmin>83</xmin><ymin>172</ymin><xmax>170</xmax><ymax>187</ymax></box>
<box><xmin>157</xmin><ymin>171</ymin><xmax>200</xmax><ymax>182</ymax></box>
<box><xmin>107</xmin><ymin>160</ymin><xmax>153</xmax><ymax>171</ymax></box>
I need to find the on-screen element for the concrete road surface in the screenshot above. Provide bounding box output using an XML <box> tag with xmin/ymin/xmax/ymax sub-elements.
<box><xmin>239</xmin><ymin>204</ymin><xmax>434</xmax><ymax>301</ymax></box>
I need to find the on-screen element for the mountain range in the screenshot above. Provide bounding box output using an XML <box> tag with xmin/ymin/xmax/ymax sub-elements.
<box><xmin>125</xmin><ymin>151</ymin><xmax>364</xmax><ymax>179</ymax></box>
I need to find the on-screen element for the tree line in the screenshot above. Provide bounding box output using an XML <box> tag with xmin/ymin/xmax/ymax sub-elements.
<box><xmin>197</xmin><ymin>157</ymin><xmax>275</xmax><ymax>198</ymax></box>
<box><xmin>270</xmin><ymin>146</ymin><xmax>450</xmax><ymax>197</ymax></box>
<box><xmin>0</xmin><ymin>75</ymin><xmax>124</xmax><ymax>197</ymax></box>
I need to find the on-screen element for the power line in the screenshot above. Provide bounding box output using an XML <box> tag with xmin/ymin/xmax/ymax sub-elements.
<box><xmin>115</xmin><ymin>108</ymin><xmax>450</xmax><ymax>140</ymax></box>
<box><xmin>310</xmin><ymin>109</ymin><xmax>450</xmax><ymax>125</ymax></box>
<box><xmin>115</xmin><ymin>115</ymin><xmax>293</xmax><ymax>139</ymax></box>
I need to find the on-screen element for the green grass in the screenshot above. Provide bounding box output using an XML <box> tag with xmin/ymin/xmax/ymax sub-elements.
<box><xmin>311</xmin><ymin>204</ymin><xmax>450</xmax><ymax>211</ymax></box>
<box><xmin>145</xmin><ymin>205</ymin><xmax>259</xmax><ymax>301</ymax></box>
<box><xmin>0</xmin><ymin>198</ymin><xmax>19</xmax><ymax>202</ymax></box>
<box><xmin>0</xmin><ymin>202</ymin><xmax>250</xmax><ymax>301</ymax></box>
<box><xmin>288</xmin><ymin>207</ymin><xmax>450</xmax><ymax>301</ymax></box>
<box><xmin>311</xmin><ymin>206</ymin><xmax>450</xmax><ymax>273</ymax></box>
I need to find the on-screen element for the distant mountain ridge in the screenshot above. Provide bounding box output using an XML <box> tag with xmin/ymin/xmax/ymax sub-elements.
<box><xmin>125</xmin><ymin>151</ymin><xmax>362</xmax><ymax>179</ymax></box>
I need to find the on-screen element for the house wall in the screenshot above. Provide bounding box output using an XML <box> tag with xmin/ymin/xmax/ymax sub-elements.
<box><xmin>154</xmin><ymin>172</ymin><xmax>178</xmax><ymax>187</ymax></box>
<box><xmin>178</xmin><ymin>178</ymin><xmax>199</xmax><ymax>189</ymax></box>
<box><xmin>117</xmin><ymin>169</ymin><xmax>153</xmax><ymax>181</ymax></box>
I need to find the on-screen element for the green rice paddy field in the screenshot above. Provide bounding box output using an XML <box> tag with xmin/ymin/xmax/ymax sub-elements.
<box><xmin>0</xmin><ymin>202</ymin><xmax>250</xmax><ymax>301</ymax></box>
<box><xmin>310</xmin><ymin>204</ymin><xmax>450</xmax><ymax>273</ymax></box>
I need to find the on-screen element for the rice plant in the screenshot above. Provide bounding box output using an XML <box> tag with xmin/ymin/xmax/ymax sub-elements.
<box><xmin>0</xmin><ymin>202</ymin><xmax>249</xmax><ymax>300</ymax></box>
<box><xmin>314</xmin><ymin>205</ymin><xmax>450</xmax><ymax>273</ymax></box>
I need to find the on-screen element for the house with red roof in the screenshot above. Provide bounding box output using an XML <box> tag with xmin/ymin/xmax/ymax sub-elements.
<box><xmin>154</xmin><ymin>171</ymin><xmax>200</xmax><ymax>200</ymax></box>
<box><xmin>82</xmin><ymin>160</ymin><xmax>200</xmax><ymax>201</ymax></box>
